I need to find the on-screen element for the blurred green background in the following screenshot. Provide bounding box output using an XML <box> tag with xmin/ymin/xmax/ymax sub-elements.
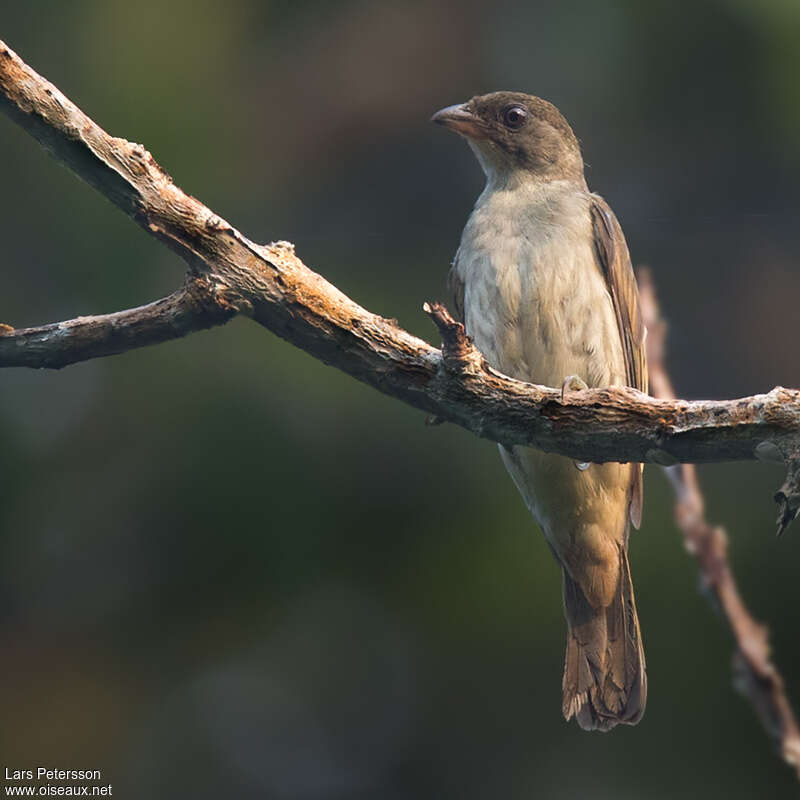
<box><xmin>2</xmin><ymin>1</ymin><xmax>800</xmax><ymax>797</ymax></box>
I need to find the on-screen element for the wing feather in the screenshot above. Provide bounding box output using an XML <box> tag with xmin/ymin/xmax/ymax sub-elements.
<box><xmin>589</xmin><ymin>196</ymin><xmax>648</xmax><ymax>528</ymax></box>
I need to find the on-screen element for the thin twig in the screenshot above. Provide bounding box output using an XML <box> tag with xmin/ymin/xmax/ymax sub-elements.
<box><xmin>638</xmin><ymin>267</ymin><xmax>800</xmax><ymax>778</ymax></box>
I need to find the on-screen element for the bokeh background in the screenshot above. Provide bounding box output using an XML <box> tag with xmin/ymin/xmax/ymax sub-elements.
<box><xmin>2</xmin><ymin>1</ymin><xmax>800</xmax><ymax>797</ymax></box>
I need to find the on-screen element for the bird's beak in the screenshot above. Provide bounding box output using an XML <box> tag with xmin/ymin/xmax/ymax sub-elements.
<box><xmin>430</xmin><ymin>103</ymin><xmax>486</xmax><ymax>139</ymax></box>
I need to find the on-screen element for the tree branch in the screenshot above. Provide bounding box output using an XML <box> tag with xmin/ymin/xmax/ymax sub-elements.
<box><xmin>1</xmin><ymin>39</ymin><xmax>799</xmax><ymax>527</ymax></box>
<box><xmin>0</xmin><ymin>276</ymin><xmax>236</xmax><ymax>369</ymax></box>
<box><xmin>638</xmin><ymin>268</ymin><xmax>800</xmax><ymax>778</ymax></box>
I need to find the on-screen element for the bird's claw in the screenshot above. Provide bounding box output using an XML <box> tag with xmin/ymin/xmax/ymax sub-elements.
<box><xmin>560</xmin><ymin>374</ymin><xmax>589</xmax><ymax>403</ymax></box>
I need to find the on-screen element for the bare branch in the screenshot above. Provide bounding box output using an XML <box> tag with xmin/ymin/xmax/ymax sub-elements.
<box><xmin>0</xmin><ymin>276</ymin><xmax>236</xmax><ymax>369</ymax></box>
<box><xmin>1</xmin><ymin>39</ymin><xmax>799</xmax><ymax>503</ymax></box>
<box><xmin>638</xmin><ymin>267</ymin><xmax>800</xmax><ymax>778</ymax></box>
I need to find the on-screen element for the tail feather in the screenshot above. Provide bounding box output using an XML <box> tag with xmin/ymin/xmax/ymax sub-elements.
<box><xmin>561</xmin><ymin>545</ymin><xmax>646</xmax><ymax>731</ymax></box>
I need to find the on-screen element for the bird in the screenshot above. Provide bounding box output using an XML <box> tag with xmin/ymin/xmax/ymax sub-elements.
<box><xmin>432</xmin><ymin>92</ymin><xmax>647</xmax><ymax>731</ymax></box>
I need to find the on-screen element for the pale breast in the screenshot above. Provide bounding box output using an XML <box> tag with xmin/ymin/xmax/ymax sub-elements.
<box><xmin>455</xmin><ymin>180</ymin><xmax>626</xmax><ymax>390</ymax></box>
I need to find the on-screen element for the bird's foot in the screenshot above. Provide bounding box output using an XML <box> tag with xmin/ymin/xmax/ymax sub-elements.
<box><xmin>561</xmin><ymin>375</ymin><xmax>591</xmax><ymax>471</ymax></box>
<box><xmin>560</xmin><ymin>374</ymin><xmax>589</xmax><ymax>402</ymax></box>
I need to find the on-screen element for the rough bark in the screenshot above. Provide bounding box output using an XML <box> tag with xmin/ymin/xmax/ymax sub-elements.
<box><xmin>0</xmin><ymin>38</ymin><xmax>798</xmax><ymax>530</ymax></box>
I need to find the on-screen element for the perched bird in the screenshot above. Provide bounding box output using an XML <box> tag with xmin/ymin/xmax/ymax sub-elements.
<box><xmin>432</xmin><ymin>92</ymin><xmax>647</xmax><ymax>731</ymax></box>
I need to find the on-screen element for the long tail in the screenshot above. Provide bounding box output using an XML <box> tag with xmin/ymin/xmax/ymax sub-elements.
<box><xmin>561</xmin><ymin>545</ymin><xmax>646</xmax><ymax>731</ymax></box>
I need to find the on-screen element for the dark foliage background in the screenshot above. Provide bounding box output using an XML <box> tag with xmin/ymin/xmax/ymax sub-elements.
<box><xmin>2</xmin><ymin>1</ymin><xmax>800</xmax><ymax>797</ymax></box>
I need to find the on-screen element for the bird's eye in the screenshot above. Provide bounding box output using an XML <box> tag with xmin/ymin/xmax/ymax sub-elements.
<box><xmin>502</xmin><ymin>104</ymin><xmax>527</xmax><ymax>129</ymax></box>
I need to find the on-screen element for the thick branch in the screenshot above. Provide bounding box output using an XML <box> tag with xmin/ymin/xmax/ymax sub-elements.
<box><xmin>639</xmin><ymin>268</ymin><xmax>800</xmax><ymax>778</ymax></box>
<box><xmin>0</xmin><ymin>276</ymin><xmax>236</xmax><ymax>369</ymax></box>
<box><xmin>1</xmin><ymin>39</ymin><xmax>800</xmax><ymax>485</ymax></box>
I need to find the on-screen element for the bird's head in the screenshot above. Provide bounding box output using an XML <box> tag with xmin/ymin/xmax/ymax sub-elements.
<box><xmin>431</xmin><ymin>91</ymin><xmax>584</xmax><ymax>186</ymax></box>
